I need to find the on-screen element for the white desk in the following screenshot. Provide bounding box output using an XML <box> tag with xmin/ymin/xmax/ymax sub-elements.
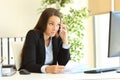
<box><xmin>1</xmin><ymin>71</ymin><xmax>120</xmax><ymax>80</ymax></box>
<box><xmin>1</xmin><ymin>61</ymin><xmax>120</xmax><ymax>80</ymax></box>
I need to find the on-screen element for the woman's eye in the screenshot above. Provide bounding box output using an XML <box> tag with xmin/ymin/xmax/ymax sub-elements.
<box><xmin>49</xmin><ymin>23</ymin><xmax>54</xmax><ymax>26</ymax></box>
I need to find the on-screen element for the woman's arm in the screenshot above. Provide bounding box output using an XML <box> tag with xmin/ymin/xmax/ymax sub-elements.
<box><xmin>21</xmin><ymin>30</ymin><xmax>43</xmax><ymax>73</ymax></box>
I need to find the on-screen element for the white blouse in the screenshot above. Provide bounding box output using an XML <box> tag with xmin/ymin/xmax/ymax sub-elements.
<box><xmin>41</xmin><ymin>38</ymin><xmax>70</xmax><ymax>73</ymax></box>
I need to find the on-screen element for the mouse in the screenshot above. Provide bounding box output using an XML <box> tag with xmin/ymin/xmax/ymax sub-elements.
<box><xmin>19</xmin><ymin>69</ymin><xmax>31</xmax><ymax>75</ymax></box>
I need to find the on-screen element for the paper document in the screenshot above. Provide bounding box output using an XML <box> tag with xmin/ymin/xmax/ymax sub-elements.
<box><xmin>61</xmin><ymin>61</ymin><xmax>88</xmax><ymax>74</ymax></box>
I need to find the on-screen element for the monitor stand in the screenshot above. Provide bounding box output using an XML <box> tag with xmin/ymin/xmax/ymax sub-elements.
<box><xmin>116</xmin><ymin>57</ymin><xmax>120</xmax><ymax>73</ymax></box>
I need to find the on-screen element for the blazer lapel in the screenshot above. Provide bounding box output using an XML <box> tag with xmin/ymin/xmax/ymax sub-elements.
<box><xmin>52</xmin><ymin>37</ymin><xmax>59</xmax><ymax>63</ymax></box>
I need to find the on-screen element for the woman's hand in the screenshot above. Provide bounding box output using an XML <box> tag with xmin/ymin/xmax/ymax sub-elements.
<box><xmin>45</xmin><ymin>65</ymin><xmax>65</xmax><ymax>74</ymax></box>
<box><xmin>59</xmin><ymin>24</ymin><xmax>68</xmax><ymax>45</ymax></box>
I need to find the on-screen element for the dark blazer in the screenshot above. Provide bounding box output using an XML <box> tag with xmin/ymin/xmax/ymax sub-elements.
<box><xmin>20</xmin><ymin>29</ymin><xmax>70</xmax><ymax>73</ymax></box>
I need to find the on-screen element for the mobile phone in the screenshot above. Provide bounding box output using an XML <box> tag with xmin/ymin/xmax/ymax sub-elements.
<box><xmin>58</xmin><ymin>25</ymin><xmax>61</xmax><ymax>34</ymax></box>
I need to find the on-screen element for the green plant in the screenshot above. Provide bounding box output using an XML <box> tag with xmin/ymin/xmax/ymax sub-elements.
<box><xmin>62</xmin><ymin>8</ymin><xmax>88</xmax><ymax>62</ymax></box>
<box><xmin>38</xmin><ymin>0</ymin><xmax>72</xmax><ymax>12</ymax></box>
<box><xmin>43</xmin><ymin>0</ymin><xmax>72</xmax><ymax>7</ymax></box>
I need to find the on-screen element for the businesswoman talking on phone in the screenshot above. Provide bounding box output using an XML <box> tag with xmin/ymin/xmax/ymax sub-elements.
<box><xmin>20</xmin><ymin>8</ymin><xmax>70</xmax><ymax>74</ymax></box>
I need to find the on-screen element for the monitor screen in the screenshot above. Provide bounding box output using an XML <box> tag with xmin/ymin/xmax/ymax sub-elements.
<box><xmin>108</xmin><ymin>11</ymin><xmax>120</xmax><ymax>57</ymax></box>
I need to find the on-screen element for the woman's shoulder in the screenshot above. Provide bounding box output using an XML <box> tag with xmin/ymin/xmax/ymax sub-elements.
<box><xmin>27</xmin><ymin>29</ymin><xmax>42</xmax><ymax>35</ymax></box>
<box><xmin>26</xmin><ymin>29</ymin><xmax>43</xmax><ymax>38</ymax></box>
<box><xmin>27</xmin><ymin>29</ymin><xmax>39</xmax><ymax>33</ymax></box>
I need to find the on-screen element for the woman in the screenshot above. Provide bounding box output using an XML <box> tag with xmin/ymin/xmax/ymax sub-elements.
<box><xmin>20</xmin><ymin>8</ymin><xmax>70</xmax><ymax>74</ymax></box>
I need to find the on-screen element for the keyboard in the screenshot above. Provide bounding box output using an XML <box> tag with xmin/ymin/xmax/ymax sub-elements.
<box><xmin>84</xmin><ymin>67</ymin><xmax>120</xmax><ymax>73</ymax></box>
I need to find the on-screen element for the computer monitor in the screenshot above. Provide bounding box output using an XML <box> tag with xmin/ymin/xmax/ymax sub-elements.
<box><xmin>84</xmin><ymin>11</ymin><xmax>120</xmax><ymax>73</ymax></box>
<box><xmin>108</xmin><ymin>11</ymin><xmax>120</xmax><ymax>57</ymax></box>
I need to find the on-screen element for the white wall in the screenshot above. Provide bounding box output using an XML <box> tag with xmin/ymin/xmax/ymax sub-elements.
<box><xmin>0</xmin><ymin>0</ymin><xmax>41</xmax><ymax>37</ymax></box>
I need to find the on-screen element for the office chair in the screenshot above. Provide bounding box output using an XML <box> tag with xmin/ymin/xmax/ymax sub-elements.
<box><xmin>12</xmin><ymin>42</ymin><xmax>23</xmax><ymax>71</ymax></box>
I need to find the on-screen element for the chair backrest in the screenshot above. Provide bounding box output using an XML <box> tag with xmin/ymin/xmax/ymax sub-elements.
<box><xmin>12</xmin><ymin>42</ymin><xmax>24</xmax><ymax>70</ymax></box>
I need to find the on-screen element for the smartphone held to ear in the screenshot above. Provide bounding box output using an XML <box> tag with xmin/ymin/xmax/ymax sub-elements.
<box><xmin>58</xmin><ymin>26</ymin><xmax>61</xmax><ymax>34</ymax></box>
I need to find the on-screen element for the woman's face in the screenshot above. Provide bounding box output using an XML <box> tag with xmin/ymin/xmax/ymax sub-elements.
<box><xmin>44</xmin><ymin>15</ymin><xmax>60</xmax><ymax>37</ymax></box>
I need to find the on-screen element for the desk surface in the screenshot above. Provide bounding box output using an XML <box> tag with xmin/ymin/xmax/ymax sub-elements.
<box><xmin>1</xmin><ymin>61</ymin><xmax>120</xmax><ymax>80</ymax></box>
<box><xmin>1</xmin><ymin>71</ymin><xmax>120</xmax><ymax>80</ymax></box>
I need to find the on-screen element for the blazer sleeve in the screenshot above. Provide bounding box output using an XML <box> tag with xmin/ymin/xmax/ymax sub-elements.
<box><xmin>21</xmin><ymin>30</ymin><xmax>43</xmax><ymax>73</ymax></box>
<box><xmin>53</xmin><ymin>37</ymin><xmax>71</xmax><ymax>65</ymax></box>
<box><xmin>58</xmin><ymin>47</ymin><xmax>70</xmax><ymax>65</ymax></box>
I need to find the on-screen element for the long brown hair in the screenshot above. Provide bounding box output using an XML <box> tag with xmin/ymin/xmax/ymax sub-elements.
<box><xmin>34</xmin><ymin>8</ymin><xmax>61</xmax><ymax>34</ymax></box>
